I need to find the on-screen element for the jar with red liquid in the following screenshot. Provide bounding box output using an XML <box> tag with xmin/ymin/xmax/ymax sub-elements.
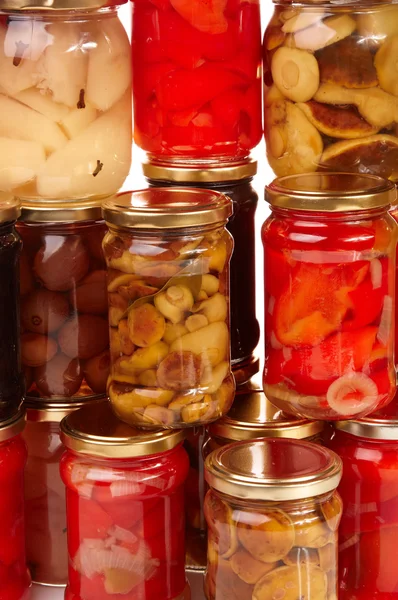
<box><xmin>144</xmin><ymin>160</ymin><xmax>260</xmax><ymax>385</ymax></box>
<box><xmin>0</xmin><ymin>409</ymin><xmax>31</xmax><ymax>600</ymax></box>
<box><xmin>204</xmin><ymin>438</ymin><xmax>342</xmax><ymax>600</ymax></box>
<box><xmin>0</xmin><ymin>194</ymin><xmax>24</xmax><ymax>419</ymax></box>
<box><xmin>60</xmin><ymin>400</ymin><xmax>190</xmax><ymax>600</ymax></box>
<box><xmin>0</xmin><ymin>0</ymin><xmax>131</xmax><ymax>200</ymax></box>
<box><xmin>17</xmin><ymin>201</ymin><xmax>110</xmax><ymax>402</ymax></box>
<box><xmin>329</xmin><ymin>407</ymin><xmax>398</xmax><ymax>599</ymax></box>
<box><xmin>23</xmin><ymin>401</ymin><xmax>95</xmax><ymax>587</ymax></box>
<box><xmin>390</xmin><ymin>204</ymin><xmax>398</xmax><ymax>369</ymax></box>
<box><xmin>263</xmin><ymin>172</ymin><xmax>397</xmax><ymax>421</ymax></box>
<box><xmin>132</xmin><ymin>0</ymin><xmax>262</xmax><ymax>165</ymax></box>
<box><xmin>102</xmin><ymin>189</ymin><xmax>235</xmax><ymax>429</ymax></box>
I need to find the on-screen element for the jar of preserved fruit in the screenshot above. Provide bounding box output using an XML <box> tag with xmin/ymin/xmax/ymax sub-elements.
<box><xmin>132</xmin><ymin>0</ymin><xmax>262</xmax><ymax>165</ymax></box>
<box><xmin>264</xmin><ymin>1</ymin><xmax>398</xmax><ymax>180</ymax></box>
<box><xmin>60</xmin><ymin>399</ymin><xmax>190</xmax><ymax>600</ymax></box>
<box><xmin>144</xmin><ymin>160</ymin><xmax>260</xmax><ymax>385</ymax></box>
<box><xmin>0</xmin><ymin>409</ymin><xmax>31</xmax><ymax>600</ymax></box>
<box><xmin>0</xmin><ymin>194</ymin><xmax>24</xmax><ymax>419</ymax></box>
<box><xmin>17</xmin><ymin>201</ymin><xmax>110</xmax><ymax>402</ymax></box>
<box><xmin>204</xmin><ymin>437</ymin><xmax>342</xmax><ymax>600</ymax></box>
<box><xmin>263</xmin><ymin>172</ymin><xmax>397</xmax><ymax>420</ymax></box>
<box><xmin>102</xmin><ymin>188</ymin><xmax>235</xmax><ymax>429</ymax></box>
<box><xmin>0</xmin><ymin>0</ymin><xmax>131</xmax><ymax>200</ymax></box>
<box><xmin>23</xmin><ymin>400</ymin><xmax>96</xmax><ymax>587</ymax></box>
<box><xmin>329</xmin><ymin>404</ymin><xmax>398</xmax><ymax>599</ymax></box>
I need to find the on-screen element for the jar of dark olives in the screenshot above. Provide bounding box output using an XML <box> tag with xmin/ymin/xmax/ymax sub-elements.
<box><xmin>0</xmin><ymin>193</ymin><xmax>24</xmax><ymax>419</ymax></box>
<box><xmin>17</xmin><ymin>200</ymin><xmax>110</xmax><ymax>402</ymax></box>
<box><xmin>144</xmin><ymin>160</ymin><xmax>260</xmax><ymax>385</ymax></box>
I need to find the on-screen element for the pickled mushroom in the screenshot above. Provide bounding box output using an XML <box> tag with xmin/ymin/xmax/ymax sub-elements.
<box><xmin>321</xmin><ymin>494</ymin><xmax>342</xmax><ymax>531</ymax></box>
<box><xmin>201</xmin><ymin>274</ymin><xmax>220</xmax><ymax>296</ymax></box>
<box><xmin>170</xmin><ymin>322</ymin><xmax>229</xmax><ymax>367</ymax></box>
<box><xmin>162</xmin><ymin>322</ymin><xmax>188</xmax><ymax>344</ymax></box>
<box><xmin>204</xmin><ymin>491</ymin><xmax>238</xmax><ymax>558</ymax></box>
<box><xmin>201</xmin><ymin>361</ymin><xmax>229</xmax><ymax>394</ymax></box>
<box><xmin>193</xmin><ymin>293</ymin><xmax>228</xmax><ymax>323</ymax></box>
<box><xmin>154</xmin><ymin>285</ymin><xmax>194</xmax><ymax>324</ymax></box>
<box><xmin>297</xmin><ymin>102</ymin><xmax>379</xmax><ymax>139</ymax></box>
<box><xmin>120</xmin><ymin>341</ymin><xmax>169</xmax><ymax>371</ymax></box>
<box><xmin>142</xmin><ymin>405</ymin><xmax>177</xmax><ymax>426</ymax></box>
<box><xmin>230</xmin><ymin>549</ymin><xmax>278</xmax><ymax>584</ymax></box>
<box><xmin>109</xmin><ymin>383</ymin><xmax>174</xmax><ymax>411</ymax></box>
<box><xmin>181</xmin><ymin>396</ymin><xmax>217</xmax><ymax>424</ymax></box>
<box><xmin>237</xmin><ymin>509</ymin><xmax>295</xmax><ymax>563</ymax></box>
<box><xmin>271</xmin><ymin>47</ymin><xmax>320</xmax><ymax>103</ymax></box>
<box><xmin>283</xmin><ymin>547</ymin><xmax>320</xmax><ymax>567</ymax></box>
<box><xmin>203</xmin><ymin>238</ymin><xmax>228</xmax><ymax>273</ymax></box>
<box><xmin>317</xmin><ymin>37</ymin><xmax>378</xmax><ymax>89</ymax></box>
<box><xmin>292</xmin><ymin>513</ymin><xmax>332</xmax><ymax>548</ymax></box>
<box><xmin>138</xmin><ymin>369</ymin><xmax>158</xmax><ymax>387</ymax></box>
<box><xmin>375</xmin><ymin>36</ymin><xmax>398</xmax><ymax>96</ymax></box>
<box><xmin>253</xmin><ymin>565</ymin><xmax>327</xmax><ymax>600</ymax></box>
<box><xmin>185</xmin><ymin>314</ymin><xmax>209</xmax><ymax>332</ymax></box>
<box><xmin>127</xmin><ymin>303</ymin><xmax>166</xmax><ymax>347</ymax></box>
<box><xmin>156</xmin><ymin>350</ymin><xmax>203</xmax><ymax>391</ymax></box>
<box><xmin>117</xmin><ymin>320</ymin><xmax>135</xmax><ymax>356</ymax></box>
<box><xmin>357</xmin><ymin>5</ymin><xmax>398</xmax><ymax>40</ymax></box>
<box><xmin>287</xmin><ymin>14</ymin><xmax>356</xmax><ymax>52</ymax></box>
<box><xmin>318</xmin><ymin>544</ymin><xmax>335</xmax><ymax>572</ymax></box>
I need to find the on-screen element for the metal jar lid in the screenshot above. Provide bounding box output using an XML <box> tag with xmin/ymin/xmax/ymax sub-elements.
<box><xmin>142</xmin><ymin>159</ymin><xmax>257</xmax><ymax>184</ymax></box>
<box><xmin>0</xmin><ymin>408</ymin><xmax>25</xmax><ymax>442</ymax></box>
<box><xmin>20</xmin><ymin>199</ymin><xmax>103</xmax><ymax>223</ymax></box>
<box><xmin>208</xmin><ymin>391</ymin><xmax>324</xmax><ymax>442</ymax></box>
<box><xmin>102</xmin><ymin>188</ymin><xmax>233</xmax><ymax>230</ymax></box>
<box><xmin>205</xmin><ymin>438</ymin><xmax>342</xmax><ymax>501</ymax></box>
<box><xmin>0</xmin><ymin>0</ymin><xmax>126</xmax><ymax>11</ymax></box>
<box><xmin>266</xmin><ymin>173</ymin><xmax>396</xmax><ymax>212</ymax></box>
<box><xmin>0</xmin><ymin>193</ymin><xmax>19</xmax><ymax>223</ymax></box>
<box><xmin>60</xmin><ymin>399</ymin><xmax>185</xmax><ymax>459</ymax></box>
<box><xmin>24</xmin><ymin>399</ymin><xmax>100</xmax><ymax>424</ymax></box>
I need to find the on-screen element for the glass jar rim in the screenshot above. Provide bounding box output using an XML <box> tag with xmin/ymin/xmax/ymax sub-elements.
<box><xmin>60</xmin><ymin>399</ymin><xmax>185</xmax><ymax>459</ymax></box>
<box><xmin>102</xmin><ymin>188</ymin><xmax>233</xmax><ymax>230</ymax></box>
<box><xmin>0</xmin><ymin>0</ymin><xmax>126</xmax><ymax>10</ymax></box>
<box><xmin>0</xmin><ymin>408</ymin><xmax>25</xmax><ymax>442</ymax></box>
<box><xmin>208</xmin><ymin>391</ymin><xmax>324</xmax><ymax>441</ymax></box>
<box><xmin>266</xmin><ymin>173</ymin><xmax>396</xmax><ymax>212</ymax></box>
<box><xmin>0</xmin><ymin>193</ymin><xmax>19</xmax><ymax>223</ymax></box>
<box><xmin>20</xmin><ymin>199</ymin><xmax>103</xmax><ymax>223</ymax></box>
<box><xmin>143</xmin><ymin>159</ymin><xmax>257</xmax><ymax>184</ymax></box>
<box><xmin>205</xmin><ymin>438</ymin><xmax>342</xmax><ymax>501</ymax></box>
<box><xmin>25</xmin><ymin>399</ymin><xmax>100</xmax><ymax>424</ymax></box>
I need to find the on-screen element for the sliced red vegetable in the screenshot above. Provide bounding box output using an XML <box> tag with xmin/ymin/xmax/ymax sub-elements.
<box><xmin>343</xmin><ymin>258</ymin><xmax>388</xmax><ymax>330</ymax></box>
<box><xmin>211</xmin><ymin>87</ymin><xmax>245</xmax><ymax>129</ymax></box>
<box><xmin>170</xmin><ymin>0</ymin><xmax>228</xmax><ymax>34</ymax></box>
<box><xmin>157</xmin><ymin>11</ymin><xmax>203</xmax><ymax>68</ymax></box>
<box><xmin>354</xmin><ymin>527</ymin><xmax>398</xmax><ymax>593</ymax></box>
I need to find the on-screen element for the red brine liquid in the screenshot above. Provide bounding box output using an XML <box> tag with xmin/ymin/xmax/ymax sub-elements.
<box><xmin>0</xmin><ymin>433</ymin><xmax>31</xmax><ymax>600</ymax></box>
<box><xmin>60</xmin><ymin>445</ymin><xmax>189</xmax><ymax>600</ymax></box>
<box><xmin>263</xmin><ymin>210</ymin><xmax>396</xmax><ymax>420</ymax></box>
<box><xmin>132</xmin><ymin>0</ymin><xmax>262</xmax><ymax>160</ymax></box>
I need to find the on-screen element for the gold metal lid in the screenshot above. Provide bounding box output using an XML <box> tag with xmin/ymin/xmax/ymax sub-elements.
<box><xmin>142</xmin><ymin>160</ymin><xmax>257</xmax><ymax>184</ymax></box>
<box><xmin>60</xmin><ymin>399</ymin><xmax>185</xmax><ymax>458</ymax></box>
<box><xmin>24</xmin><ymin>399</ymin><xmax>101</xmax><ymax>424</ymax></box>
<box><xmin>205</xmin><ymin>438</ymin><xmax>342</xmax><ymax>501</ymax></box>
<box><xmin>336</xmin><ymin>402</ymin><xmax>398</xmax><ymax>440</ymax></box>
<box><xmin>0</xmin><ymin>0</ymin><xmax>126</xmax><ymax>11</ymax></box>
<box><xmin>102</xmin><ymin>188</ymin><xmax>233</xmax><ymax>230</ymax></box>
<box><xmin>266</xmin><ymin>173</ymin><xmax>396</xmax><ymax>212</ymax></box>
<box><xmin>20</xmin><ymin>199</ymin><xmax>103</xmax><ymax>223</ymax></box>
<box><xmin>208</xmin><ymin>391</ymin><xmax>324</xmax><ymax>442</ymax></box>
<box><xmin>0</xmin><ymin>193</ymin><xmax>19</xmax><ymax>223</ymax></box>
<box><xmin>0</xmin><ymin>408</ymin><xmax>25</xmax><ymax>442</ymax></box>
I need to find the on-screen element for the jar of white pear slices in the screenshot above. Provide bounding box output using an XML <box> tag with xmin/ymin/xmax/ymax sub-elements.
<box><xmin>264</xmin><ymin>2</ymin><xmax>398</xmax><ymax>181</ymax></box>
<box><xmin>0</xmin><ymin>0</ymin><xmax>131</xmax><ymax>200</ymax></box>
<box><xmin>102</xmin><ymin>188</ymin><xmax>235</xmax><ymax>430</ymax></box>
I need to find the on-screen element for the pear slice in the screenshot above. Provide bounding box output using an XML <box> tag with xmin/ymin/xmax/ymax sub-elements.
<box><xmin>37</xmin><ymin>22</ymin><xmax>88</xmax><ymax>108</ymax></box>
<box><xmin>60</xmin><ymin>104</ymin><xmax>97</xmax><ymax>138</ymax></box>
<box><xmin>0</xmin><ymin>24</ymin><xmax>44</xmax><ymax>96</ymax></box>
<box><xmin>0</xmin><ymin>137</ymin><xmax>45</xmax><ymax>191</ymax></box>
<box><xmin>14</xmin><ymin>88</ymin><xmax>70</xmax><ymax>122</ymax></box>
<box><xmin>0</xmin><ymin>94</ymin><xmax>67</xmax><ymax>152</ymax></box>
<box><xmin>86</xmin><ymin>18</ymin><xmax>131</xmax><ymax>112</ymax></box>
<box><xmin>36</xmin><ymin>92</ymin><xmax>131</xmax><ymax>198</ymax></box>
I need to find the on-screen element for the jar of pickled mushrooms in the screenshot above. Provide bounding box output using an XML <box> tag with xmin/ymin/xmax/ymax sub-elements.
<box><xmin>17</xmin><ymin>200</ymin><xmax>110</xmax><ymax>402</ymax></box>
<box><xmin>0</xmin><ymin>0</ymin><xmax>131</xmax><ymax>200</ymax></box>
<box><xmin>204</xmin><ymin>438</ymin><xmax>342</xmax><ymax>600</ymax></box>
<box><xmin>102</xmin><ymin>188</ymin><xmax>235</xmax><ymax>430</ymax></box>
<box><xmin>264</xmin><ymin>1</ymin><xmax>398</xmax><ymax>180</ymax></box>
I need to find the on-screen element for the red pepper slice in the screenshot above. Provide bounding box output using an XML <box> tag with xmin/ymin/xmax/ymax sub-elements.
<box><xmin>67</xmin><ymin>495</ymin><xmax>113</xmax><ymax>558</ymax></box>
<box><xmin>211</xmin><ymin>87</ymin><xmax>245</xmax><ymax>130</ymax></box>
<box><xmin>343</xmin><ymin>258</ymin><xmax>388</xmax><ymax>331</ymax></box>
<box><xmin>170</xmin><ymin>0</ymin><xmax>228</xmax><ymax>34</ymax></box>
<box><xmin>353</xmin><ymin>527</ymin><xmax>398</xmax><ymax>593</ymax></box>
<box><xmin>274</xmin><ymin>261</ymin><xmax>369</xmax><ymax>347</ymax></box>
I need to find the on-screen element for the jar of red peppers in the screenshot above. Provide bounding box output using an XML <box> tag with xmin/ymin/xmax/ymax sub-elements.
<box><xmin>23</xmin><ymin>401</ymin><xmax>95</xmax><ymax>587</ymax></box>
<box><xmin>0</xmin><ymin>0</ymin><xmax>131</xmax><ymax>200</ymax></box>
<box><xmin>204</xmin><ymin>438</ymin><xmax>342</xmax><ymax>600</ymax></box>
<box><xmin>132</xmin><ymin>0</ymin><xmax>262</xmax><ymax>165</ymax></box>
<box><xmin>17</xmin><ymin>201</ymin><xmax>110</xmax><ymax>402</ymax></box>
<box><xmin>60</xmin><ymin>399</ymin><xmax>190</xmax><ymax>600</ymax></box>
<box><xmin>0</xmin><ymin>194</ymin><xmax>24</xmax><ymax>419</ymax></box>
<box><xmin>263</xmin><ymin>172</ymin><xmax>397</xmax><ymax>421</ymax></box>
<box><xmin>144</xmin><ymin>160</ymin><xmax>260</xmax><ymax>384</ymax></box>
<box><xmin>329</xmin><ymin>406</ymin><xmax>398</xmax><ymax>599</ymax></box>
<box><xmin>0</xmin><ymin>409</ymin><xmax>31</xmax><ymax>600</ymax></box>
<box><xmin>102</xmin><ymin>189</ymin><xmax>235</xmax><ymax>429</ymax></box>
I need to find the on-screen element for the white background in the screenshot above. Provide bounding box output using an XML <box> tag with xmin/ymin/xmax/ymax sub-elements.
<box><xmin>32</xmin><ymin>1</ymin><xmax>274</xmax><ymax>597</ymax></box>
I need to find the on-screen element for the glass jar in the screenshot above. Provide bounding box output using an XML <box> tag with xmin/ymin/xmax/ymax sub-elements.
<box><xmin>263</xmin><ymin>172</ymin><xmax>397</xmax><ymax>420</ymax></box>
<box><xmin>0</xmin><ymin>0</ymin><xmax>131</xmax><ymax>200</ymax></box>
<box><xmin>102</xmin><ymin>189</ymin><xmax>235</xmax><ymax>429</ymax></box>
<box><xmin>329</xmin><ymin>405</ymin><xmax>398</xmax><ymax>599</ymax></box>
<box><xmin>204</xmin><ymin>438</ymin><xmax>342</xmax><ymax>600</ymax></box>
<box><xmin>264</xmin><ymin>2</ymin><xmax>398</xmax><ymax>181</ymax></box>
<box><xmin>390</xmin><ymin>204</ymin><xmax>398</xmax><ymax>370</ymax></box>
<box><xmin>60</xmin><ymin>399</ymin><xmax>190</xmax><ymax>600</ymax></box>
<box><xmin>23</xmin><ymin>401</ymin><xmax>95</xmax><ymax>587</ymax></box>
<box><xmin>17</xmin><ymin>201</ymin><xmax>110</xmax><ymax>402</ymax></box>
<box><xmin>0</xmin><ymin>409</ymin><xmax>31</xmax><ymax>600</ymax></box>
<box><xmin>132</xmin><ymin>0</ymin><xmax>262</xmax><ymax>165</ymax></box>
<box><xmin>0</xmin><ymin>194</ymin><xmax>24</xmax><ymax>419</ymax></box>
<box><xmin>144</xmin><ymin>160</ymin><xmax>260</xmax><ymax>385</ymax></box>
